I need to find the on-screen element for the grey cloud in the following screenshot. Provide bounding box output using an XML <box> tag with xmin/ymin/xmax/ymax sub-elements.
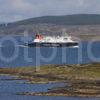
<box><xmin>0</xmin><ymin>0</ymin><xmax>100</xmax><ymax>22</ymax></box>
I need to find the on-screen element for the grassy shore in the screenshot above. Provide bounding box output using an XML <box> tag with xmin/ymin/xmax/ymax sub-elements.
<box><xmin>0</xmin><ymin>63</ymin><xmax>100</xmax><ymax>82</ymax></box>
<box><xmin>0</xmin><ymin>63</ymin><xmax>100</xmax><ymax>97</ymax></box>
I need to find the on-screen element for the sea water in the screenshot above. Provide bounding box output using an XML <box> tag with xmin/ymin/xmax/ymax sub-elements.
<box><xmin>0</xmin><ymin>36</ymin><xmax>100</xmax><ymax>100</ymax></box>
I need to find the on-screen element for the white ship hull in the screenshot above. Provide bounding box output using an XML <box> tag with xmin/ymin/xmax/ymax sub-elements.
<box><xmin>27</xmin><ymin>42</ymin><xmax>78</xmax><ymax>47</ymax></box>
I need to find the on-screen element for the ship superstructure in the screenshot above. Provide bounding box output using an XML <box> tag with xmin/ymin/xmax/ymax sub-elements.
<box><xmin>27</xmin><ymin>33</ymin><xmax>78</xmax><ymax>47</ymax></box>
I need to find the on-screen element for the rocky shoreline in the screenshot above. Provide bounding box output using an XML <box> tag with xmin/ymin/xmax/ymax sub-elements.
<box><xmin>17</xmin><ymin>92</ymin><xmax>100</xmax><ymax>97</ymax></box>
<box><xmin>17</xmin><ymin>79</ymin><xmax>100</xmax><ymax>97</ymax></box>
<box><xmin>0</xmin><ymin>63</ymin><xmax>100</xmax><ymax>97</ymax></box>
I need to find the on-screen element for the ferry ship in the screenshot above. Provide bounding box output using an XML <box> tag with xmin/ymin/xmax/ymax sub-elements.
<box><xmin>27</xmin><ymin>33</ymin><xmax>78</xmax><ymax>47</ymax></box>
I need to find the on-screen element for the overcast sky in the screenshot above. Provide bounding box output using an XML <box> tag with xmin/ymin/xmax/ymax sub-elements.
<box><xmin>0</xmin><ymin>0</ymin><xmax>100</xmax><ymax>22</ymax></box>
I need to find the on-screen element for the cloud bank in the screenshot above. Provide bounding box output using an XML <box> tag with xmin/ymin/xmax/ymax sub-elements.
<box><xmin>0</xmin><ymin>0</ymin><xmax>100</xmax><ymax>22</ymax></box>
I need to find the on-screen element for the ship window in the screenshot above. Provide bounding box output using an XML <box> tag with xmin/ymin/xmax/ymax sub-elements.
<box><xmin>63</xmin><ymin>38</ymin><xmax>68</xmax><ymax>40</ymax></box>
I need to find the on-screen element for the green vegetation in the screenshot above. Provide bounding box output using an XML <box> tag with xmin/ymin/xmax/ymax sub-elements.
<box><xmin>0</xmin><ymin>63</ymin><xmax>100</xmax><ymax>83</ymax></box>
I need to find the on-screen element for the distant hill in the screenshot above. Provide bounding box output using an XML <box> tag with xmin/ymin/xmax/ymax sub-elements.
<box><xmin>1</xmin><ymin>14</ymin><xmax>100</xmax><ymax>36</ymax></box>
<box><xmin>11</xmin><ymin>14</ymin><xmax>100</xmax><ymax>25</ymax></box>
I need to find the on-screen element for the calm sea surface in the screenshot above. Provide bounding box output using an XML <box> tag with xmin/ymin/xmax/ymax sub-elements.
<box><xmin>0</xmin><ymin>36</ymin><xmax>100</xmax><ymax>100</ymax></box>
<box><xmin>0</xmin><ymin>36</ymin><xmax>100</xmax><ymax>67</ymax></box>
